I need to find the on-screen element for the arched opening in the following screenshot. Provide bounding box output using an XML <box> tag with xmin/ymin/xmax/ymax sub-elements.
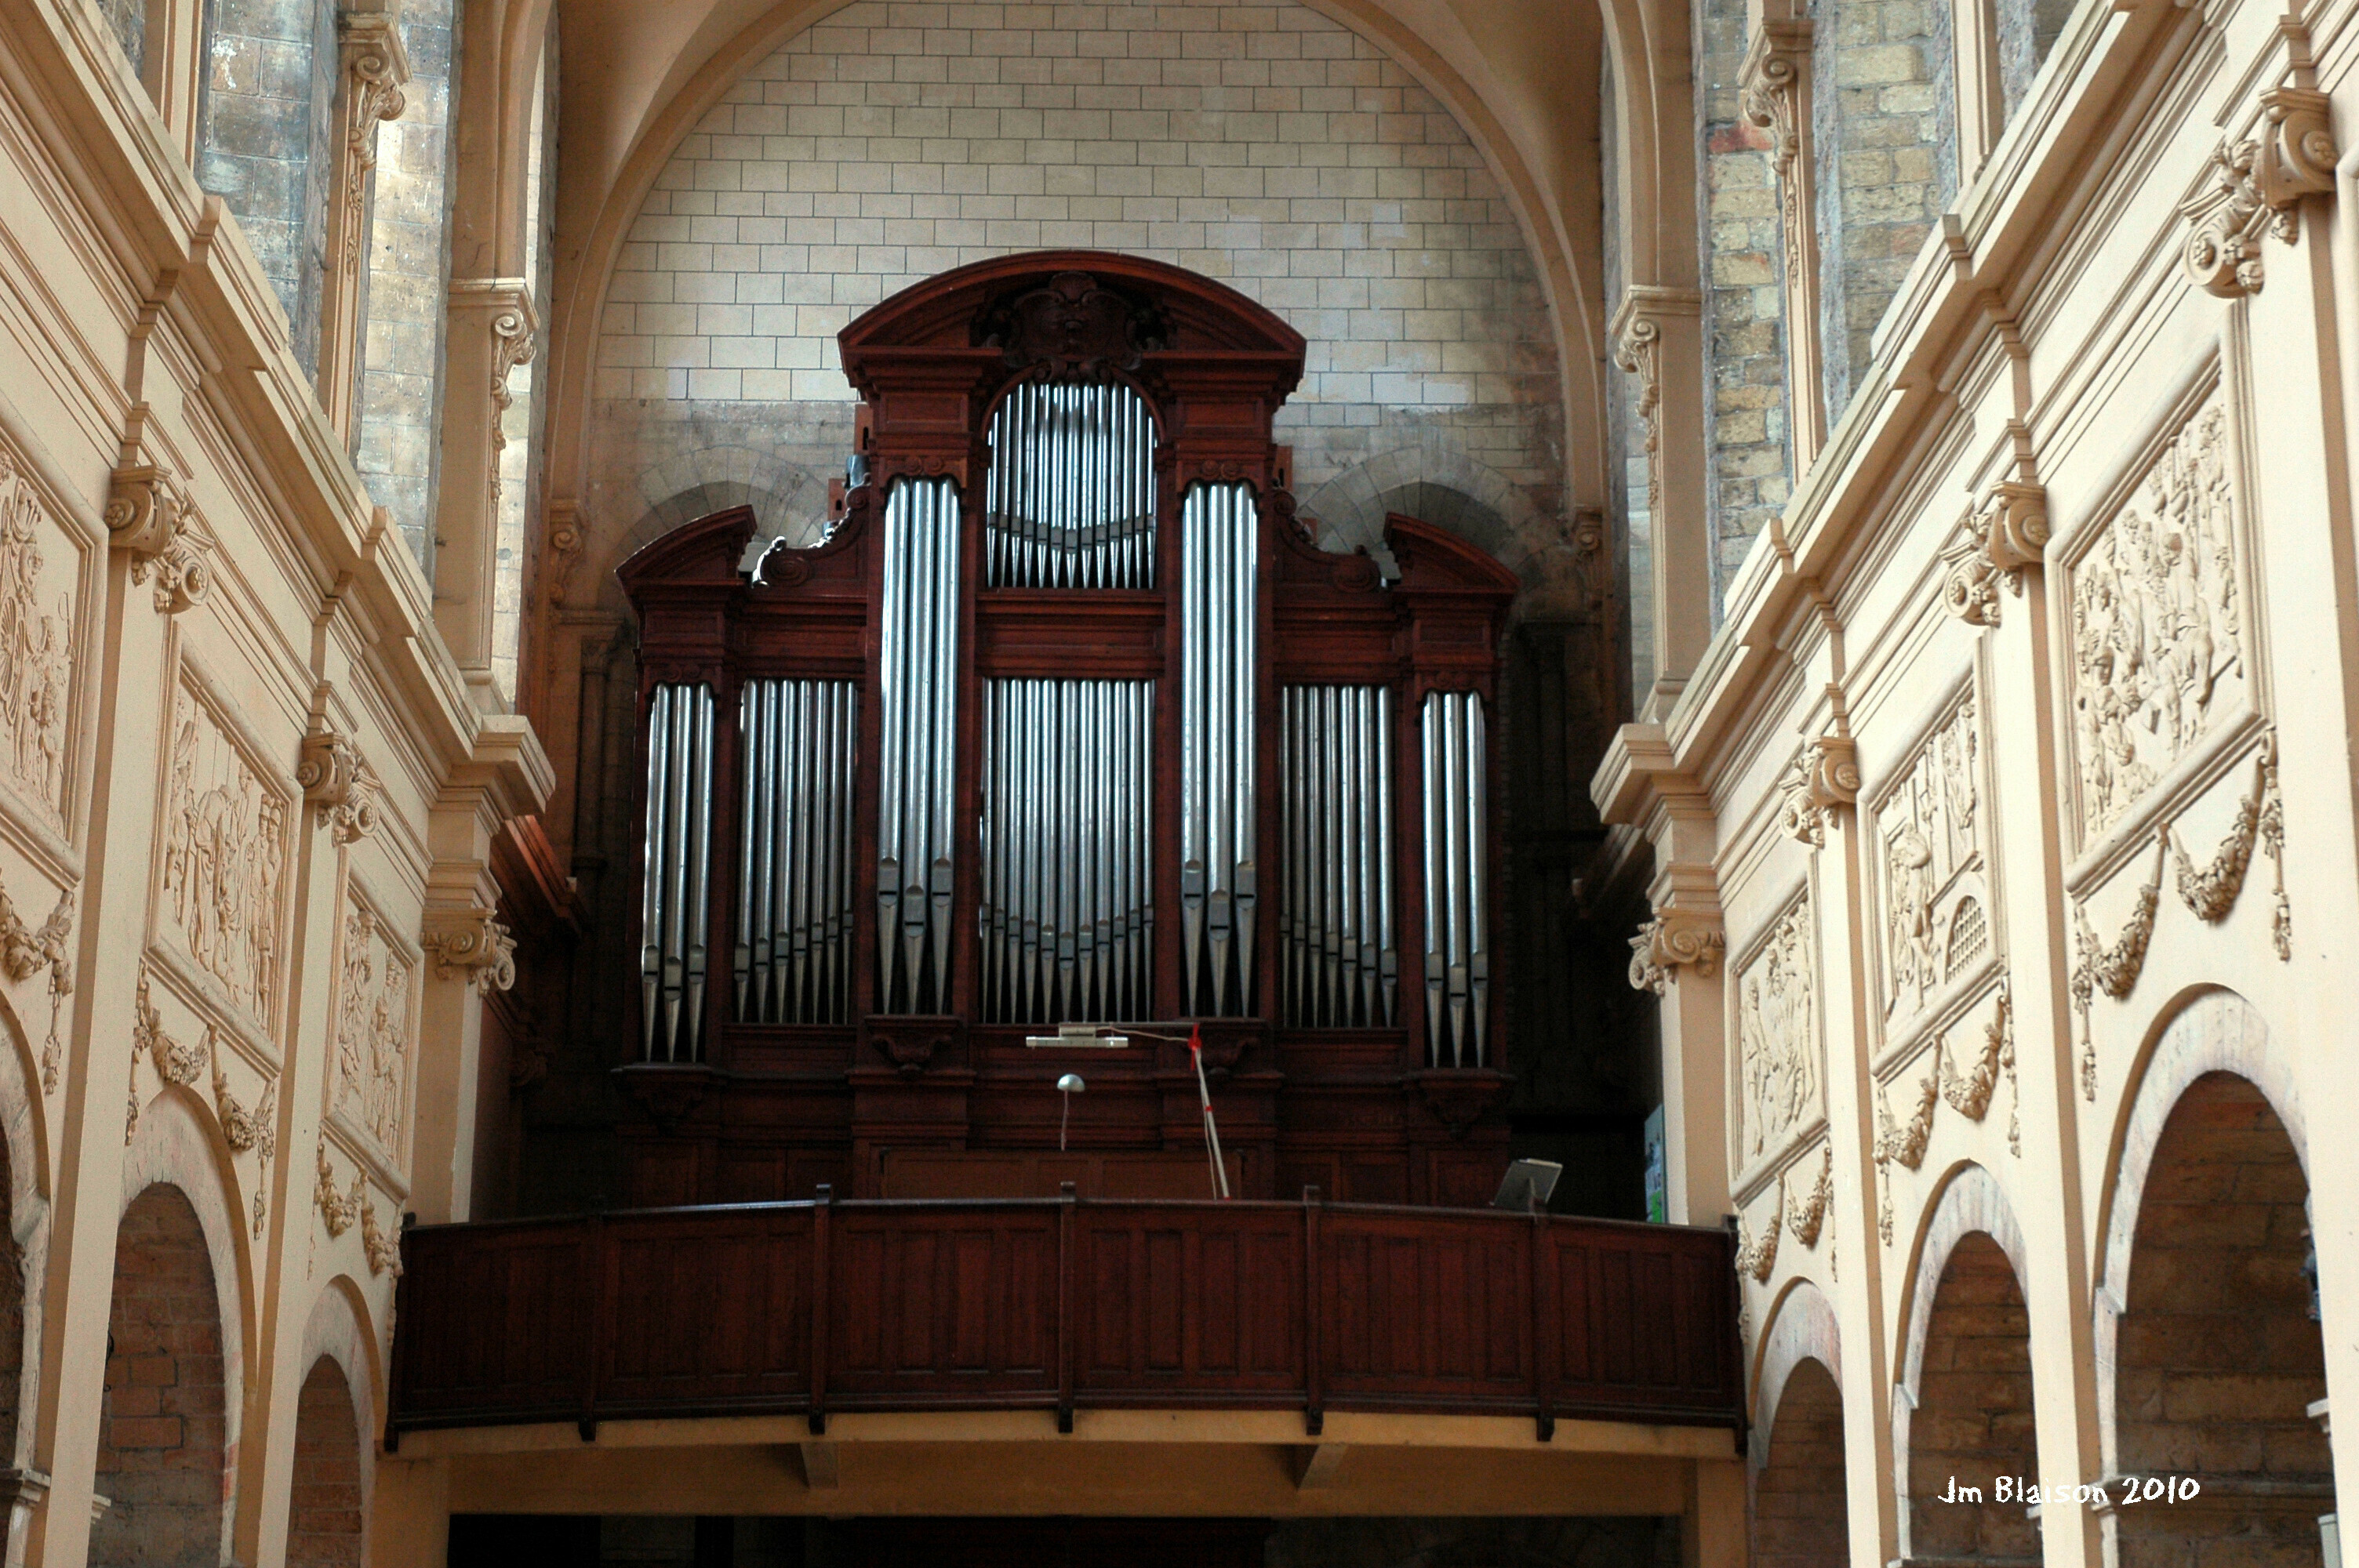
<box><xmin>1908</xmin><ymin>1231</ymin><xmax>2038</xmax><ymax>1563</ymax></box>
<box><xmin>0</xmin><ymin>1118</ymin><xmax>21</xmax><ymax>1466</ymax></box>
<box><xmin>93</xmin><ymin>1183</ymin><xmax>227</xmax><ymax>1568</ymax></box>
<box><xmin>287</xmin><ymin>1356</ymin><xmax>365</xmax><ymax>1566</ymax></box>
<box><xmin>1756</xmin><ymin>1357</ymin><xmax>1849</xmax><ymax>1568</ymax></box>
<box><xmin>2115</xmin><ymin>1071</ymin><xmax>2328</xmax><ymax>1568</ymax></box>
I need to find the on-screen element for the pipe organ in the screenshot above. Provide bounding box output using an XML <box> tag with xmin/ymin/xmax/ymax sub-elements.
<box><xmin>619</xmin><ymin>254</ymin><xmax>1521</xmax><ymax>1208</ymax></box>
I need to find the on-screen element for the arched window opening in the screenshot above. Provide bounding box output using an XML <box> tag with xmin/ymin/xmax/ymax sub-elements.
<box><xmin>1757</xmin><ymin>1357</ymin><xmax>1850</xmax><ymax>1568</ymax></box>
<box><xmin>287</xmin><ymin>1357</ymin><xmax>364</xmax><ymax>1566</ymax></box>
<box><xmin>1909</xmin><ymin>1232</ymin><xmax>2039</xmax><ymax>1564</ymax></box>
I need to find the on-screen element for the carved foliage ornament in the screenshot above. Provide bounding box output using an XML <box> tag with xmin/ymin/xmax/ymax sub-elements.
<box><xmin>104</xmin><ymin>462</ymin><xmax>213</xmax><ymax>614</ymax></box>
<box><xmin>980</xmin><ymin>271</ymin><xmax>1168</xmax><ymax>378</ymax></box>
<box><xmin>1939</xmin><ymin>481</ymin><xmax>2050</xmax><ymax>626</ymax></box>
<box><xmin>2182</xmin><ymin>87</ymin><xmax>2337</xmax><ymax>299</ymax></box>
<box><xmin>299</xmin><ymin>727</ymin><xmax>380</xmax><ymax>844</ymax></box>
<box><xmin>0</xmin><ymin>871</ymin><xmax>73</xmax><ymax>1091</ymax></box>
<box><xmin>422</xmin><ymin>906</ymin><xmax>517</xmax><ymax>994</ymax></box>
<box><xmin>360</xmin><ymin>1196</ymin><xmax>402</xmax><ymax>1278</ymax></box>
<box><xmin>1627</xmin><ymin>910</ymin><xmax>1725</xmax><ymax>995</ymax></box>
<box><xmin>2069</xmin><ymin>397</ymin><xmax>2245</xmax><ymax>841</ymax></box>
<box><xmin>331</xmin><ymin>16</ymin><xmax>409</xmax><ymax>275</ymax></box>
<box><xmin>0</xmin><ymin>437</ymin><xmax>76</xmax><ymax>820</ymax></box>
<box><xmin>212</xmin><ymin>1056</ymin><xmax>278</xmax><ymax>1237</ymax></box>
<box><xmin>315</xmin><ymin>1138</ymin><xmax>364</xmax><ymax>1238</ymax></box>
<box><xmin>1738</xmin><ymin>895</ymin><xmax>1819</xmax><ymax>1163</ymax></box>
<box><xmin>1873</xmin><ymin>1053</ymin><xmax>1939</xmax><ymax>1245</ymax></box>
<box><xmin>1779</xmin><ymin>735</ymin><xmax>1859</xmax><ymax>847</ymax></box>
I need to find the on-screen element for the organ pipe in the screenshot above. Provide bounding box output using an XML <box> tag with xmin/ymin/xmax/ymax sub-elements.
<box><xmin>1180</xmin><ymin>481</ymin><xmax>1258</xmax><ymax>1015</ymax></box>
<box><xmin>985</xmin><ymin>381</ymin><xmax>1157</xmax><ymax>590</ymax></box>
<box><xmin>877</xmin><ymin>476</ymin><xmax>961</xmax><ymax>1014</ymax></box>
<box><xmin>734</xmin><ymin>679</ymin><xmax>859</xmax><ymax>1025</ymax></box>
<box><xmin>1281</xmin><ymin>685</ymin><xmax>1395</xmax><ymax>1027</ymax></box>
<box><xmin>1419</xmin><ymin>691</ymin><xmax>1489</xmax><ymax>1066</ymax></box>
<box><xmin>980</xmin><ymin>678</ymin><xmax>1154</xmax><ymax>1023</ymax></box>
<box><xmin>640</xmin><ymin>682</ymin><xmax>716</xmax><ymax>1061</ymax></box>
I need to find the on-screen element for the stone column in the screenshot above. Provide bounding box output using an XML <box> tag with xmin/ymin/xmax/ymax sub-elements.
<box><xmin>317</xmin><ymin>5</ymin><xmax>409</xmax><ymax>444</ymax></box>
<box><xmin>1739</xmin><ymin>12</ymin><xmax>1830</xmax><ymax>472</ymax></box>
<box><xmin>437</xmin><ymin>279</ymin><xmax>536</xmax><ymax>710</ymax></box>
<box><xmin>25</xmin><ymin>440</ymin><xmax>210</xmax><ymax>1565</ymax></box>
<box><xmin>1611</xmin><ymin>288</ymin><xmax>1712</xmax><ymax>716</ymax></box>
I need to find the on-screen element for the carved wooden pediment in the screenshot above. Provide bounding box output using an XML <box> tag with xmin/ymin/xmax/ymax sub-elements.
<box><xmin>979</xmin><ymin>270</ymin><xmax>1169</xmax><ymax>377</ymax></box>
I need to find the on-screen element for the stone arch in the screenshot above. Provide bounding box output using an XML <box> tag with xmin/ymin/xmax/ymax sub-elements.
<box><xmin>93</xmin><ymin>1182</ymin><xmax>231</xmax><ymax>1567</ymax></box>
<box><xmin>1753</xmin><ymin>1276</ymin><xmax>1844</xmax><ymax>1457</ymax></box>
<box><xmin>1892</xmin><ymin>1164</ymin><xmax>2037</xmax><ymax>1565</ymax></box>
<box><xmin>1298</xmin><ymin>448</ymin><xmax>1544</xmax><ymax>577</ymax></box>
<box><xmin>1755</xmin><ymin>1353</ymin><xmax>1850</xmax><ymax>1568</ymax></box>
<box><xmin>2095</xmin><ymin>992</ymin><xmax>2324</xmax><ymax>1568</ymax></box>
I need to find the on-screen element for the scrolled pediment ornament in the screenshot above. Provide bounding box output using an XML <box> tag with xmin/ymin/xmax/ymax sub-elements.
<box><xmin>104</xmin><ymin>462</ymin><xmax>214</xmax><ymax>614</ymax></box>
<box><xmin>2182</xmin><ymin>86</ymin><xmax>2338</xmax><ymax>299</ymax></box>
<box><xmin>1779</xmin><ymin>735</ymin><xmax>1860</xmax><ymax>846</ymax></box>
<box><xmin>422</xmin><ymin>906</ymin><xmax>517</xmax><ymax>993</ymax></box>
<box><xmin>1627</xmin><ymin>910</ymin><xmax>1725</xmax><ymax>995</ymax></box>
<box><xmin>981</xmin><ymin>271</ymin><xmax>1168</xmax><ymax>379</ymax></box>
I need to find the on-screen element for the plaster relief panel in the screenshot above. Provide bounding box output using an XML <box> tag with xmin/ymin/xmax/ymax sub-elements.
<box><xmin>162</xmin><ymin>680</ymin><xmax>292</xmax><ymax>1024</ymax></box>
<box><xmin>1870</xmin><ymin>688</ymin><xmax>1992</xmax><ymax>1040</ymax></box>
<box><xmin>332</xmin><ymin>897</ymin><xmax>415</xmax><ymax>1166</ymax></box>
<box><xmin>1736</xmin><ymin>889</ymin><xmax>1820</xmax><ymax>1169</ymax></box>
<box><xmin>2066</xmin><ymin>388</ymin><xmax>2248</xmax><ymax>846</ymax></box>
<box><xmin>0</xmin><ymin>433</ymin><xmax>81</xmax><ymax>828</ymax></box>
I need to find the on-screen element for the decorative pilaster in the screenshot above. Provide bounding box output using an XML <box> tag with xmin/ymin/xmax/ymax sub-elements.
<box><xmin>1739</xmin><ymin>16</ymin><xmax>1829</xmax><ymax>468</ymax></box>
<box><xmin>438</xmin><ymin>279</ymin><xmax>537</xmax><ymax>702</ymax></box>
<box><xmin>421</xmin><ymin>906</ymin><xmax>518</xmax><ymax>994</ymax></box>
<box><xmin>104</xmin><ymin>455</ymin><xmax>213</xmax><ymax>614</ymax></box>
<box><xmin>2182</xmin><ymin>86</ymin><xmax>2337</xmax><ymax>299</ymax></box>
<box><xmin>318</xmin><ymin>9</ymin><xmax>410</xmax><ymax>441</ymax></box>
<box><xmin>1609</xmin><ymin>287</ymin><xmax>1710</xmax><ymax>704</ymax></box>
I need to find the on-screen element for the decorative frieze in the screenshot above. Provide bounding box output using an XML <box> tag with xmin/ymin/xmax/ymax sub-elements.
<box><xmin>1737</xmin><ymin>895</ymin><xmax>1818</xmax><ymax>1164</ymax></box>
<box><xmin>422</xmin><ymin>906</ymin><xmax>517</xmax><ymax>994</ymax></box>
<box><xmin>334</xmin><ymin>906</ymin><xmax>414</xmax><ymax>1157</ymax></box>
<box><xmin>1627</xmin><ymin>909</ymin><xmax>1725</xmax><ymax>995</ymax></box>
<box><xmin>104</xmin><ymin>460</ymin><xmax>213</xmax><ymax>614</ymax></box>
<box><xmin>1779</xmin><ymin>735</ymin><xmax>1859</xmax><ymax>847</ymax></box>
<box><xmin>299</xmin><ymin>727</ymin><xmax>380</xmax><ymax>844</ymax></box>
<box><xmin>162</xmin><ymin>684</ymin><xmax>291</xmax><ymax>1018</ymax></box>
<box><xmin>0</xmin><ymin>436</ymin><xmax>76</xmax><ymax>821</ymax></box>
<box><xmin>0</xmin><ymin>872</ymin><xmax>72</xmax><ymax>1091</ymax></box>
<box><xmin>2181</xmin><ymin>87</ymin><xmax>2337</xmax><ymax>299</ymax></box>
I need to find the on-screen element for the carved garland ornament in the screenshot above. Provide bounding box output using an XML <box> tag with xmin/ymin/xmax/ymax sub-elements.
<box><xmin>1736</xmin><ymin>1202</ymin><xmax>1780</xmax><ymax>1284</ymax></box>
<box><xmin>0</xmin><ymin>872</ymin><xmax>74</xmax><ymax>1091</ymax></box>
<box><xmin>1785</xmin><ymin>1144</ymin><xmax>1834</xmax><ymax>1250</ymax></box>
<box><xmin>0</xmin><ymin>436</ymin><xmax>76</xmax><ymax>822</ymax></box>
<box><xmin>1627</xmin><ymin>911</ymin><xmax>1725</xmax><ymax>995</ymax></box>
<box><xmin>1779</xmin><ymin>735</ymin><xmax>1860</xmax><ymax>847</ymax></box>
<box><xmin>360</xmin><ymin>1197</ymin><xmax>403</xmax><ymax>1278</ymax></box>
<box><xmin>422</xmin><ymin>906</ymin><xmax>517</xmax><ymax>993</ymax></box>
<box><xmin>2070</xmin><ymin>831</ymin><xmax>2167</xmax><ymax>1100</ymax></box>
<box><xmin>126</xmin><ymin>968</ymin><xmax>213</xmax><ymax>1143</ymax></box>
<box><xmin>2182</xmin><ymin>87</ymin><xmax>2337</xmax><ymax>299</ymax></box>
<box><xmin>1939</xmin><ymin>982</ymin><xmax>2020</xmax><ymax>1156</ymax></box>
<box><xmin>104</xmin><ymin>461</ymin><xmax>213</xmax><ymax>614</ymax></box>
<box><xmin>1873</xmin><ymin>1053</ymin><xmax>1940</xmax><ymax>1244</ymax></box>
<box><xmin>212</xmin><ymin>1057</ymin><xmax>278</xmax><ymax>1237</ymax></box>
<box><xmin>315</xmin><ymin>1138</ymin><xmax>365</xmax><ymax>1239</ymax></box>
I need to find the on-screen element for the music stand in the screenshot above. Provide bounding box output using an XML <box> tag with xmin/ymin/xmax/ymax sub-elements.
<box><xmin>1491</xmin><ymin>1159</ymin><xmax>1564</xmax><ymax>1214</ymax></box>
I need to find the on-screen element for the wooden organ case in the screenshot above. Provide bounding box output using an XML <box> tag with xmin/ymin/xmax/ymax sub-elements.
<box><xmin>616</xmin><ymin>253</ymin><xmax>1520</xmax><ymax>1207</ymax></box>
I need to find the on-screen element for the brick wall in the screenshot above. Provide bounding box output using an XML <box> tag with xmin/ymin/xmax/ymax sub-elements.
<box><xmin>1755</xmin><ymin>1357</ymin><xmax>1848</xmax><ymax>1568</ymax></box>
<box><xmin>93</xmin><ymin>1184</ymin><xmax>227</xmax><ymax>1568</ymax></box>
<box><xmin>198</xmin><ymin>0</ymin><xmax>336</xmax><ymax>377</ymax></box>
<box><xmin>1908</xmin><ymin>1232</ymin><xmax>2040</xmax><ymax>1560</ymax></box>
<box><xmin>588</xmin><ymin>0</ymin><xmax>1566</xmax><ymax>589</ymax></box>
<box><xmin>1811</xmin><ymin>0</ymin><xmax>1954</xmax><ymax>423</ymax></box>
<box><xmin>2116</xmin><ymin>1073</ymin><xmax>2328</xmax><ymax>1568</ymax></box>
<box><xmin>0</xmin><ymin>1132</ymin><xmax>19</xmax><ymax>1463</ymax></box>
<box><xmin>1694</xmin><ymin>0</ymin><xmax>1790</xmax><ymax>608</ymax></box>
<box><xmin>287</xmin><ymin>1358</ymin><xmax>364</xmax><ymax>1567</ymax></box>
<box><xmin>354</xmin><ymin>0</ymin><xmax>462</xmax><ymax>572</ymax></box>
<box><xmin>1995</xmin><ymin>0</ymin><xmax>2073</xmax><ymax>121</ymax></box>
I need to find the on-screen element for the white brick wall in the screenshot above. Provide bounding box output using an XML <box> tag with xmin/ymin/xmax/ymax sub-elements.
<box><xmin>589</xmin><ymin>0</ymin><xmax>1568</xmax><ymax>567</ymax></box>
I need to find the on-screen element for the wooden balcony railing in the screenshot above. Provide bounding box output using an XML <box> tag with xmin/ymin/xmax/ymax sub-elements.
<box><xmin>387</xmin><ymin>1194</ymin><xmax>1743</xmax><ymax>1443</ymax></box>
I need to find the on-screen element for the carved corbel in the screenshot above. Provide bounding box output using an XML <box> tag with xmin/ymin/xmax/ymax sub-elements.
<box><xmin>422</xmin><ymin>906</ymin><xmax>518</xmax><ymax>993</ymax></box>
<box><xmin>299</xmin><ymin>727</ymin><xmax>380</xmax><ymax>844</ymax></box>
<box><xmin>543</xmin><ymin>499</ymin><xmax>586</xmax><ymax>606</ymax></box>
<box><xmin>1627</xmin><ymin>909</ymin><xmax>1726</xmax><ymax>995</ymax></box>
<box><xmin>488</xmin><ymin>294</ymin><xmax>540</xmax><ymax>504</ymax></box>
<box><xmin>318</xmin><ymin>11</ymin><xmax>409</xmax><ymax>437</ymax></box>
<box><xmin>1739</xmin><ymin>17</ymin><xmax>1827</xmax><ymax>463</ymax></box>
<box><xmin>1779</xmin><ymin>735</ymin><xmax>1860</xmax><ymax>846</ymax></box>
<box><xmin>104</xmin><ymin>461</ymin><xmax>213</xmax><ymax>613</ymax></box>
<box><xmin>1610</xmin><ymin>304</ymin><xmax>1667</xmax><ymax>524</ymax></box>
<box><xmin>1940</xmin><ymin>459</ymin><xmax>2049</xmax><ymax>627</ymax></box>
<box><xmin>2182</xmin><ymin>86</ymin><xmax>2338</xmax><ymax>299</ymax></box>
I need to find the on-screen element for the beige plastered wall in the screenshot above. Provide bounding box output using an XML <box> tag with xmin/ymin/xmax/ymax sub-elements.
<box><xmin>0</xmin><ymin>0</ymin><xmax>551</xmax><ymax>1564</ymax></box>
<box><xmin>1595</xmin><ymin>0</ymin><xmax>2359</xmax><ymax>1563</ymax></box>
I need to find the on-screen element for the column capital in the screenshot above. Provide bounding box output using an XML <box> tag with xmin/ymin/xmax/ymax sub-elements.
<box><xmin>2181</xmin><ymin>85</ymin><xmax>2337</xmax><ymax>298</ymax></box>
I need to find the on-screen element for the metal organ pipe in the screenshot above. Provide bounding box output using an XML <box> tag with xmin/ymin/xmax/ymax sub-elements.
<box><xmin>640</xmin><ymin>682</ymin><xmax>717</xmax><ymax>1061</ymax></box>
<box><xmin>1279</xmin><ymin>685</ymin><xmax>1395</xmax><ymax>1029</ymax></box>
<box><xmin>1418</xmin><ymin>691</ymin><xmax>1489</xmax><ymax>1066</ymax></box>
<box><xmin>1180</xmin><ymin>481</ymin><xmax>1258</xmax><ymax>1016</ymax></box>
<box><xmin>877</xmin><ymin>476</ymin><xmax>961</xmax><ymax>1014</ymax></box>
<box><xmin>984</xmin><ymin>380</ymin><xmax>1157</xmax><ymax>590</ymax></box>
<box><xmin>734</xmin><ymin>678</ymin><xmax>859</xmax><ymax>1025</ymax></box>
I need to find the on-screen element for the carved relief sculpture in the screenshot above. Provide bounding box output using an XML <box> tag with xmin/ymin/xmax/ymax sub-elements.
<box><xmin>0</xmin><ymin>436</ymin><xmax>76</xmax><ymax>820</ymax></box>
<box><xmin>1627</xmin><ymin>909</ymin><xmax>1725</xmax><ymax>995</ymax></box>
<box><xmin>2067</xmin><ymin>397</ymin><xmax>2245</xmax><ymax>840</ymax></box>
<box><xmin>1876</xmin><ymin>695</ymin><xmax>1988</xmax><ymax>1025</ymax></box>
<box><xmin>2182</xmin><ymin>86</ymin><xmax>2338</xmax><ymax>298</ymax></box>
<box><xmin>0</xmin><ymin>872</ymin><xmax>73</xmax><ymax>1090</ymax></box>
<box><xmin>162</xmin><ymin>684</ymin><xmax>289</xmax><ymax>1018</ymax></box>
<box><xmin>334</xmin><ymin>906</ymin><xmax>414</xmax><ymax>1156</ymax></box>
<box><xmin>422</xmin><ymin>906</ymin><xmax>518</xmax><ymax>994</ymax></box>
<box><xmin>1737</xmin><ymin>896</ymin><xmax>1819</xmax><ymax>1163</ymax></box>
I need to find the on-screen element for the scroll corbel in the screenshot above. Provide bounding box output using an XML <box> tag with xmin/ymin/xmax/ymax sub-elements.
<box><xmin>422</xmin><ymin>906</ymin><xmax>518</xmax><ymax>994</ymax></box>
<box><xmin>1627</xmin><ymin>909</ymin><xmax>1725</xmax><ymax>995</ymax></box>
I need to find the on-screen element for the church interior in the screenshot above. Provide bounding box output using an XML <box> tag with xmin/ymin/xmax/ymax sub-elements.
<box><xmin>0</xmin><ymin>0</ymin><xmax>2353</xmax><ymax>1561</ymax></box>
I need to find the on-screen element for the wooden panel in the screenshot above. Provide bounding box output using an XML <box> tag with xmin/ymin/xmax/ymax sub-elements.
<box><xmin>829</xmin><ymin>1205</ymin><xmax>1060</xmax><ymax>1399</ymax></box>
<box><xmin>598</xmin><ymin>1209</ymin><xmax>812</xmax><ymax>1412</ymax></box>
<box><xmin>1069</xmin><ymin>1203</ymin><xmax>1303</xmax><ymax>1396</ymax></box>
<box><xmin>394</xmin><ymin>1224</ymin><xmax>591</xmax><ymax>1425</ymax></box>
<box><xmin>1321</xmin><ymin>1210</ymin><xmax>1528</xmax><ymax>1405</ymax></box>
